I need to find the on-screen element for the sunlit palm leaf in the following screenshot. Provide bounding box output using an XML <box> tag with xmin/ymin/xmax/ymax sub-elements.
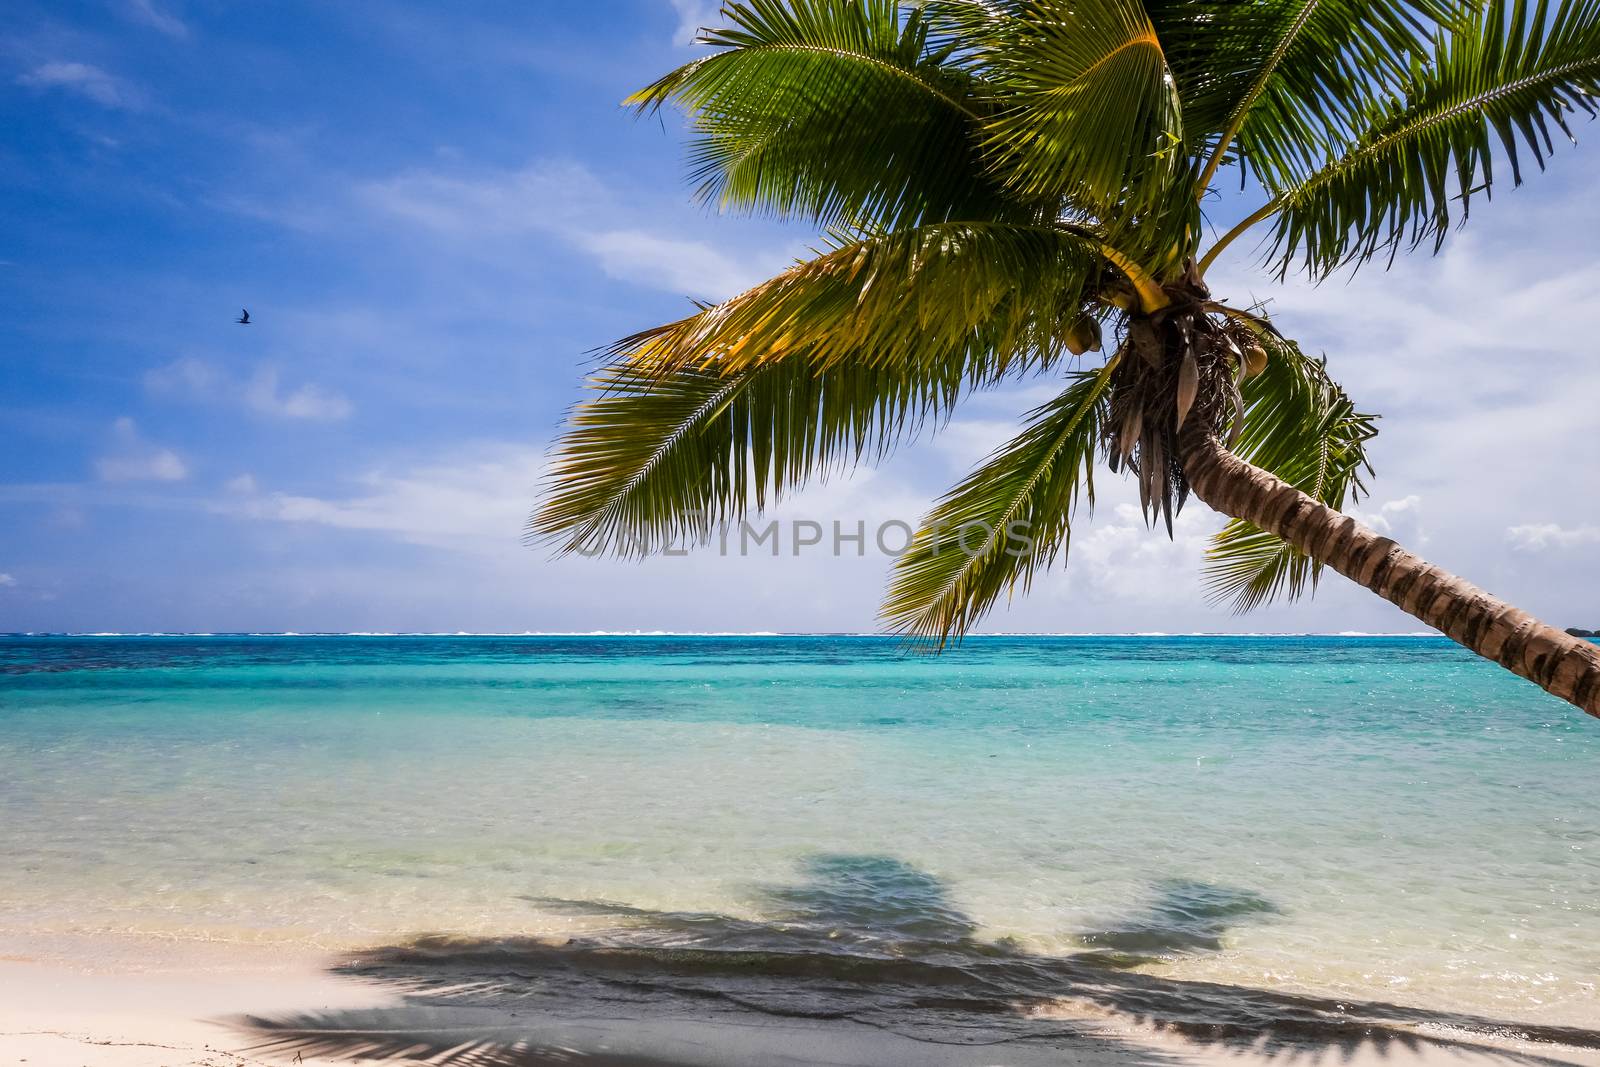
<box><xmin>883</xmin><ymin>362</ymin><xmax>1115</xmax><ymax>641</ymax></box>
<box><xmin>981</xmin><ymin>0</ymin><xmax>1185</xmax><ymax>219</ymax></box>
<box><xmin>532</xmin><ymin>353</ymin><xmax>976</xmax><ymax>557</ymax></box>
<box><xmin>1270</xmin><ymin>0</ymin><xmax>1600</xmax><ymax>277</ymax></box>
<box><xmin>630</xmin><ymin>0</ymin><xmax>1008</xmax><ymax>229</ymax></box>
<box><xmin>1203</xmin><ymin>335</ymin><xmax>1377</xmax><ymax>611</ymax></box>
<box><xmin>612</xmin><ymin>221</ymin><xmax>1102</xmax><ymax>379</ymax></box>
<box><xmin>534</xmin><ymin>219</ymin><xmax>1109</xmax><ymax>558</ymax></box>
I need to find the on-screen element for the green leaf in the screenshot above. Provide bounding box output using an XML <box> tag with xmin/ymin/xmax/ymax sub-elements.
<box><xmin>629</xmin><ymin>0</ymin><xmax>1008</xmax><ymax>229</ymax></box>
<box><xmin>1270</xmin><ymin>0</ymin><xmax>1600</xmax><ymax>277</ymax></box>
<box><xmin>608</xmin><ymin>221</ymin><xmax>1103</xmax><ymax>380</ymax></box>
<box><xmin>1203</xmin><ymin>334</ymin><xmax>1378</xmax><ymax>611</ymax></box>
<box><xmin>1154</xmin><ymin>0</ymin><xmax>1456</xmax><ymax>193</ymax></box>
<box><xmin>883</xmin><ymin>363</ymin><xmax>1115</xmax><ymax>641</ymax></box>
<box><xmin>531</xmin><ymin>354</ymin><xmax>970</xmax><ymax>557</ymax></box>
<box><xmin>981</xmin><ymin>0</ymin><xmax>1185</xmax><ymax>219</ymax></box>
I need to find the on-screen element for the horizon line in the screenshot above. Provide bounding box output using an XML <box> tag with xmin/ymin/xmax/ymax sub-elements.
<box><xmin>2</xmin><ymin>630</ymin><xmax>1447</xmax><ymax>638</ymax></box>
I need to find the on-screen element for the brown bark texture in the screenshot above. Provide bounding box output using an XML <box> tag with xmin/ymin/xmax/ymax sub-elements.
<box><xmin>1180</xmin><ymin>428</ymin><xmax>1600</xmax><ymax>719</ymax></box>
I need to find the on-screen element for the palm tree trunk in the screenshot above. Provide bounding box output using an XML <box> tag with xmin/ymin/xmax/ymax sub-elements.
<box><xmin>1180</xmin><ymin>428</ymin><xmax>1600</xmax><ymax>719</ymax></box>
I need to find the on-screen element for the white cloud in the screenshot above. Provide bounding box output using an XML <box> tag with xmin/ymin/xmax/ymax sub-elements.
<box><xmin>579</xmin><ymin>230</ymin><xmax>764</xmax><ymax>302</ymax></box>
<box><xmin>226</xmin><ymin>443</ymin><xmax>927</xmax><ymax>561</ymax></box>
<box><xmin>145</xmin><ymin>357</ymin><xmax>221</xmax><ymax>395</ymax></box>
<box><xmin>17</xmin><ymin>62</ymin><xmax>137</xmax><ymax>109</ymax></box>
<box><xmin>218</xmin><ymin>440</ymin><xmax>944</xmax><ymax>631</ymax></box>
<box><xmin>1351</xmin><ymin>495</ymin><xmax>1426</xmax><ymax>542</ymax></box>
<box><xmin>362</xmin><ymin>160</ymin><xmax>789</xmax><ymax>301</ymax></box>
<box><xmin>0</xmin><ymin>573</ymin><xmax>16</xmax><ymax>588</ymax></box>
<box><xmin>244</xmin><ymin>367</ymin><xmax>353</xmax><ymax>420</ymax></box>
<box><xmin>97</xmin><ymin>450</ymin><xmax>188</xmax><ymax>483</ymax></box>
<box><xmin>126</xmin><ymin>0</ymin><xmax>190</xmax><ymax>38</ymax></box>
<box><xmin>668</xmin><ymin>0</ymin><xmax>721</xmax><ymax>45</ymax></box>
<box><xmin>95</xmin><ymin>417</ymin><xmax>188</xmax><ymax>483</ymax></box>
<box><xmin>926</xmin><ymin>417</ymin><xmax>1020</xmax><ymax>472</ymax></box>
<box><xmin>224</xmin><ymin>473</ymin><xmax>259</xmax><ymax>495</ymax></box>
<box><xmin>361</xmin><ymin>160</ymin><xmax>600</xmax><ymax>235</ymax></box>
<box><xmin>146</xmin><ymin>358</ymin><xmax>351</xmax><ymax>421</ymax></box>
<box><xmin>1507</xmin><ymin>523</ymin><xmax>1600</xmax><ymax>552</ymax></box>
<box><xmin>227</xmin><ymin>444</ymin><xmax>542</xmax><ymax>553</ymax></box>
<box><xmin>1058</xmin><ymin>500</ymin><xmax>1219</xmax><ymax>607</ymax></box>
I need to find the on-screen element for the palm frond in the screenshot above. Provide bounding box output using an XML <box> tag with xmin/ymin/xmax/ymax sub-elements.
<box><xmin>531</xmin><ymin>353</ymin><xmax>971</xmax><ymax>557</ymax></box>
<box><xmin>882</xmin><ymin>362</ymin><xmax>1115</xmax><ymax>642</ymax></box>
<box><xmin>535</xmin><ymin>218</ymin><xmax>1113</xmax><ymax>558</ymax></box>
<box><xmin>1153</xmin><ymin>0</ymin><xmax>1455</xmax><ymax>195</ymax></box>
<box><xmin>611</xmin><ymin>221</ymin><xmax>1104</xmax><ymax>379</ymax></box>
<box><xmin>1203</xmin><ymin>333</ymin><xmax>1378</xmax><ymax>611</ymax></box>
<box><xmin>981</xmin><ymin>0</ymin><xmax>1185</xmax><ymax>220</ymax></box>
<box><xmin>629</xmin><ymin>0</ymin><xmax>1008</xmax><ymax>229</ymax></box>
<box><xmin>1268</xmin><ymin>0</ymin><xmax>1600</xmax><ymax>277</ymax></box>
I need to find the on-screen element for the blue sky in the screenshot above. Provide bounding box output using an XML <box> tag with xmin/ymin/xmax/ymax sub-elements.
<box><xmin>2</xmin><ymin>0</ymin><xmax>1598</xmax><ymax>634</ymax></box>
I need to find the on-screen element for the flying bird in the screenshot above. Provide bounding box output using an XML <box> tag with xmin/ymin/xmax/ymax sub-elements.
<box><xmin>236</xmin><ymin>309</ymin><xmax>251</xmax><ymax>325</ymax></box>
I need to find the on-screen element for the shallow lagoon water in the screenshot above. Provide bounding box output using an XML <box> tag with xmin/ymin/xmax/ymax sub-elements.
<box><xmin>1</xmin><ymin>634</ymin><xmax>1596</xmax><ymax>1029</ymax></box>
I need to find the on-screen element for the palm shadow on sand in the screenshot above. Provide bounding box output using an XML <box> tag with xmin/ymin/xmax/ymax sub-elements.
<box><xmin>238</xmin><ymin>855</ymin><xmax>1600</xmax><ymax>1067</ymax></box>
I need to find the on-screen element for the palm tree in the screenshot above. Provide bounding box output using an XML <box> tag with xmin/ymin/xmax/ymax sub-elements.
<box><xmin>532</xmin><ymin>0</ymin><xmax>1600</xmax><ymax>718</ymax></box>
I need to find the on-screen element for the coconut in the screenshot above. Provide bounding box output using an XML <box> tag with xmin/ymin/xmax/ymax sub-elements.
<box><xmin>1242</xmin><ymin>340</ymin><xmax>1268</xmax><ymax>377</ymax></box>
<box><xmin>1065</xmin><ymin>315</ymin><xmax>1102</xmax><ymax>356</ymax></box>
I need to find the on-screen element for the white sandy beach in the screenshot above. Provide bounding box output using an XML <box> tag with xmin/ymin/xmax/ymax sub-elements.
<box><xmin>5</xmin><ymin>942</ymin><xmax>1600</xmax><ymax>1067</ymax></box>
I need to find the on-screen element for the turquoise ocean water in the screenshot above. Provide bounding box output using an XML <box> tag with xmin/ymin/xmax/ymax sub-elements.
<box><xmin>2</xmin><ymin>634</ymin><xmax>1597</xmax><ymax>1032</ymax></box>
